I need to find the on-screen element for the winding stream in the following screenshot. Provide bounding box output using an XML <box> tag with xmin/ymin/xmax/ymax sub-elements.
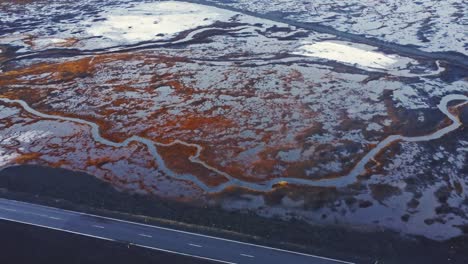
<box><xmin>0</xmin><ymin>94</ymin><xmax>466</xmax><ymax>193</ymax></box>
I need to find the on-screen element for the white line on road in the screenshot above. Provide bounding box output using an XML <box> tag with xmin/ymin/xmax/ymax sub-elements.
<box><xmin>189</xmin><ymin>243</ymin><xmax>203</xmax><ymax>248</ymax></box>
<box><xmin>135</xmin><ymin>244</ymin><xmax>236</xmax><ymax>264</ymax></box>
<box><xmin>139</xmin><ymin>233</ymin><xmax>152</xmax><ymax>238</ymax></box>
<box><xmin>0</xmin><ymin>217</ymin><xmax>115</xmax><ymax>241</ymax></box>
<box><xmin>92</xmin><ymin>225</ymin><xmax>104</xmax><ymax>229</ymax></box>
<box><xmin>0</xmin><ymin>199</ymin><xmax>354</xmax><ymax>264</ymax></box>
<box><xmin>30</xmin><ymin>212</ymin><xmax>49</xmax><ymax>218</ymax></box>
<box><xmin>0</xmin><ymin>207</ymin><xmax>17</xmax><ymax>212</ymax></box>
<box><xmin>0</xmin><ymin>217</ymin><xmax>234</xmax><ymax>264</ymax></box>
<box><xmin>240</xmin><ymin>254</ymin><xmax>254</xmax><ymax>258</ymax></box>
<box><xmin>49</xmin><ymin>216</ymin><xmax>62</xmax><ymax>220</ymax></box>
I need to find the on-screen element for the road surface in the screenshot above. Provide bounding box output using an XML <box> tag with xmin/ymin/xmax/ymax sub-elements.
<box><xmin>0</xmin><ymin>198</ymin><xmax>353</xmax><ymax>264</ymax></box>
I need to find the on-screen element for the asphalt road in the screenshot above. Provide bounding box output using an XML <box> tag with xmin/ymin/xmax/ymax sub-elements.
<box><xmin>0</xmin><ymin>198</ymin><xmax>354</xmax><ymax>264</ymax></box>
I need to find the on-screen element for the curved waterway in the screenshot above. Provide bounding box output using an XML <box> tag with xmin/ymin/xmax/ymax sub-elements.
<box><xmin>0</xmin><ymin>94</ymin><xmax>466</xmax><ymax>193</ymax></box>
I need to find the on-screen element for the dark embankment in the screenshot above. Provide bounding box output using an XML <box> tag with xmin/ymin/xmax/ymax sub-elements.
<box><xmin>0</xmin><ymin>165</ymin><xmax>467</xmax><ymax>264</ymax></box>
<box><xmin>0</xmin><ymin>219</ymin><xmax>215</xmax><ymax>264</ymax></box>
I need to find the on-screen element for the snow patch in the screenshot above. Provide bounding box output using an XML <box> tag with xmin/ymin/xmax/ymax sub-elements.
<box><xmin>293</xmin><ymin>40</ymin><xmax>443</xmax><ymax>77</ymax></box>
<box><xmin>0</xmin><ymin>149</ymin><xmax>19</xmax><ymax>167</ymax></box>
<box><xmin>86</xmin><ymin>1</ymin><xmax>230</xmax><ymax>44</ymax></box>
<box><xmin>32</xmin><ymin>38</ymin><xmax>68</xmax><ymax>49</ymax></box>
<box><xmin>367</xmin><ymin>123</ymin><xmax>383</xmax><ymax>132</ymax></box>
<box><xmin>294</xmin><ymin>41</ymin><xmax>399</xmax><ymax>70</ymax></box>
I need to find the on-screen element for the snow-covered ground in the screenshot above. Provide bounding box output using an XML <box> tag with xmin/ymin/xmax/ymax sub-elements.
<box><xmin>205</xmin><ymin>0</ymin><xmax>467</xmax><ymax>55</ymax></box>
<box><xmin>292</xmin><ymin>40</ymin><xmax>446</xmax><ymax>77</ymax></box>
<box><xmin>294</xmin><ymin>41</ymin><xmax>399</xmax><ymax>70</ymax></box>
<box><xmin>0</xmin><ymin>1</ymin><xmax>289</xmax><ymax>50</ymax></box>
<box><xmin>84</xmin><ymin>1</ymin><xmax>231</xmax><ymax>45</ymax></box>
<box><xmin>0</xmin><ymin>0</ymin><xmax>467</xmax><ymax>241</ymax></box>
<box><xmin>0</xmin><ymin>1</ymin><xmax>240</xmax><ymax>50</ymax></box>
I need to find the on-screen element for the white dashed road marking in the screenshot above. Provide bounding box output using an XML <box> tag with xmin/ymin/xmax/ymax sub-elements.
<box><xmin>189</xmin><ymin>243</ymin><xmax>202</xmax><ymax>248</ymax></box>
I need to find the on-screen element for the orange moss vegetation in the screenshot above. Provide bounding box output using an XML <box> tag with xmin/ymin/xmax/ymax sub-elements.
<box><xmin>173</xmin><ymin>114</ymin><xmax>233</xmax><ymax>131</ymax></box>
<box><xmin>0</xmin><ymin>52</ymin><xmax>196</xmax><ymax>141</ymax></box>
<box><xmin>0</xmin><ymin>50</ymin><xmax>384</xmax><ymax>187</ymax></box>
<box><xmin>1</xmin><ymin>58</ymin><xmax>92</xmax><ymax>85</ymax></box>
<box><xmin>85</xmin><ymin>157</ymin><xmax>115</xmax><ymax>168</ymax></box>
<box><xmin>24</xmin><ymin>36</ymin><xmax>79</xmax><ymax>49</ymax></box>
<box><xmin>96</xmin><ymin>170</ymin><xmax>155</xmax><ymax>195</ymax></box>
<box><xmin>144</xmin><ymin>112</ymin><xmax>236</xmax><ymax>144</ymax></box>
<box><xmin>157</xmin><ymin>143</ymin><xmax>229</xmax><ymax>187</ymax></box>
<box><xmin>449</xmin><ymin>101</ymin><xmax>468</xmax><ymax>121</ymax></box>
<box><xmin>0</xmin><ymin>52</ymin><xmax>189</xmax><ymax>86</ymax></box>
<box><xmin>13</xmin><ymin>152</ymin><xmax>41</xmax><ymax>164</ymax></box>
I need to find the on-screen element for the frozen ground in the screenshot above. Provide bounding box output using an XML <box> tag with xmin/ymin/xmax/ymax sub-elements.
<box><xmin>0</xmin><ymin>0</ymin><xmax>467</xmax><ymax>241</ymax></box>
<box><xmin>204</xmin><ymin>0</ymin><xmax>467</xmax><ymax>55</ymax></box>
